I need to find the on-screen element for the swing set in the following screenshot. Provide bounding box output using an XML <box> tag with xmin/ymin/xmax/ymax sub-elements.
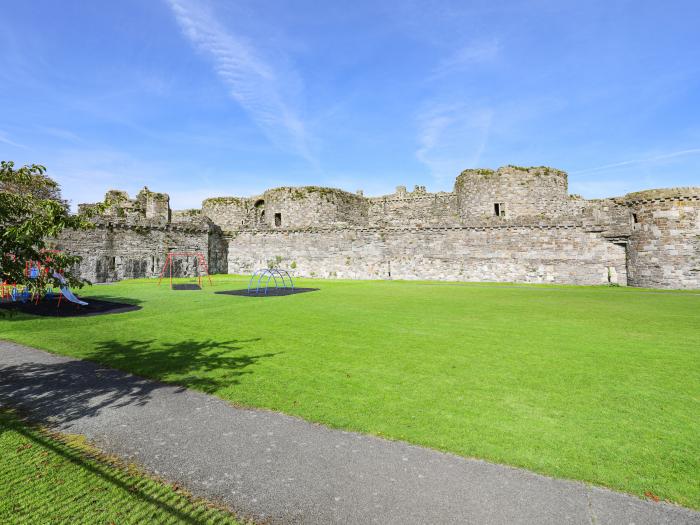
<box><xmin>157</xmin><ymin>252</ymin><xmax>212</xmax><ymax>289</ymax></box>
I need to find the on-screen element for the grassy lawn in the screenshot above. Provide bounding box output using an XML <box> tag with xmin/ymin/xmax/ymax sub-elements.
<box><xmin>0</xmin><ymin>409</ymin><xmax>241</xmax><ymax>524</ymax></box>
<box><xmin>1</xmin><ymin>276</ymin><xmax>699</xmax><ymax>509</ymax></box>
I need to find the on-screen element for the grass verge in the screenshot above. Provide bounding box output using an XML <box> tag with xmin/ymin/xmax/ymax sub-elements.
<box><xmin>0</xmin><ymin>408</ymin><xmax>242</xmax><ymax>524</ymax></box>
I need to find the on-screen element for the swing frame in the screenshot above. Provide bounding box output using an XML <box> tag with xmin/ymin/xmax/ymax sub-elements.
<box><xmin>157</xmin><ymin>252</ymin><xmax>213</xmax><ymax>289</ymax></box>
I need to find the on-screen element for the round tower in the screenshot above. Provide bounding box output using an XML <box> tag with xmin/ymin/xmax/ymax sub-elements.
<box><xmin>454</xmin><ymin>166</ymin><xmax>568</xmax><ymax>220</ymax></box>
<box><xmin>262</xmin><ymin>186</ymin><xmax>367</xmax><ymax>229</ymax></box>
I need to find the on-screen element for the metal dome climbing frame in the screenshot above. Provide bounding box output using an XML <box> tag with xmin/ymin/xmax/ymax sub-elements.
<box><xmin>247</xmin><ymin>269</ymin><xmax>295</xmax><ymax>295</ymax></box>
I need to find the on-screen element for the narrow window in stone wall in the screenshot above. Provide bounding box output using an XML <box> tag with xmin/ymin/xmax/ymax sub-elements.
<box><xmin>494</xmin><ymin>202</ymin><xmax>506</xmax><ymax>217</ymax></box>
<box><xmin>274</xmin><ymin>212</ymin><xmax>282</xmax><ymax>227</ymax></box>
<box><xmin>632</xmin><ymin>213</ymin><xmax>638</xmax><ymax>224</ymax></box>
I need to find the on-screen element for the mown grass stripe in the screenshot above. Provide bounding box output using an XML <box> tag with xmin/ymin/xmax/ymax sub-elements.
<box><xmin>0</xmin><ymin>410</ymin><xmax>241</xmax><ymax>524</ymax></box>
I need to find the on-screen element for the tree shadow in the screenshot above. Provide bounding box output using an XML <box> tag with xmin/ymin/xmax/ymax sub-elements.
<box><xmin>88</xmin><ymin>338</ymin><xmax>272</xmax><ymax>395</ymax></box>
<box><xmin>0</xmin><ymin>359</ymin><xmax>159</xmax><ymax>427</ymax></box>
<box><xmin>0</xmin><ymin>338</ymin><xmax>275</xmax><ymax>427</ymax></box>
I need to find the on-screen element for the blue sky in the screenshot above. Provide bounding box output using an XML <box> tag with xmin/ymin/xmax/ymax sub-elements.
<box><xmin>1</xmin><ymin>1</ymin><xmax>699</xmax><ymax>209</ymax></box>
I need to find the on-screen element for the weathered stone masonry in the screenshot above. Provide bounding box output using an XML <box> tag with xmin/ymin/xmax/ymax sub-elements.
<box><xmin>57</xmin><ymin>187</ymin><xmax>213</xmax><ymax>282</ymax></box>
<box><xmin>59</xmin><ymin>167</ymin><xmax>700</xmax><ymax>289</ymax></box>
<box><xmin>622</xmin><ymin>189</ymin><xmax>700</xmax><ymax>289</ymax></box>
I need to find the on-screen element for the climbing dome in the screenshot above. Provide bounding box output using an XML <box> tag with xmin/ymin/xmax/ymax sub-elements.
<box><xmin>247</xmin><ymin>269</ymin><xmax>295</xmax><ymax>295</ymax></box>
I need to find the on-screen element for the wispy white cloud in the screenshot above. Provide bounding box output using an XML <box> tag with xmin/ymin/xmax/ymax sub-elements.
<box><xmin>0</xmin><ymin>130</ymin><xmax>27</xmax><ymax>149</ymax></box>
<box><xmin>165</xmin><ymin>0</ymin><xmax>316</xmax><ymax>166</ymax></box>
<box><xmin>431</xmin><ymin>39</ymin><xmax>500</xmax><ymax>77</ymax></box>
<box><xmin>415</xmin><ymin>34</ymin><xmax>501</xmax><ymax>186</ymax></box>
<box><xmin>416</xmin><ymin>104</ymin><xmax>494</xmax><ymax>185</ymax></box>
<box><xmin>571</xmin><ymin>148</ymin><xmax>700</xmax><ymax>174</ymax></box>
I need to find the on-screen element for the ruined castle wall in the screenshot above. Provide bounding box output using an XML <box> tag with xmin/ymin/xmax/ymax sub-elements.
<box><xmin>455</xmin><ymin>167</ymin><xmax>570</xmax><ymax>220</ymax></box>
<box><xmin>141</xmin><ymin>195</ymin><xmax>170</xmax><ymax>222</ymax></box>
<box><xmin>261</xmin><ymin>187</ymin><xmax>368</xmax><ymax>229</ymax></box>
<box><xmin>623</xmin><ymin>191</ymin><xmax>700</xmax><ymax>289</ymax></box>
<box><xmin>225</xmin><ymin>226</ymin><xmax>627</xmax><ymax>286</ymax></box>
<box><xmin>64</xmin><ymin>173</ymin><xmax>699</xmax><ymax>290</ymax></box>
<box><xmin>580</xmin><ymin>199</ymin><xmax>632</xmax><ymax>237</ymax></box>
<box><xmin>171</xmin><ymin>209</ymin><xmax>202</xmax><ymax>223</ymax></box>
<box><xmin>57</xmin><ymin>222</ymin><xmax>209</xmax><ymax>283</ymax></box>
<box><xmin>367</xmin><ymin>193</ymin><xmax>460</xmax><ymax>227</ymax></box>
<box><xmin>202</xmin><ymin>198</ymin><xmax>252</xmax><ymax>230</ymax></box>
<box><xmin>207</xmin><ymin>229</ymin><xmax>229</xmax><ymax>275</ymax></box>
<box><xmin>114</xmin><ymin>187</ymin><xmax>171</xmax><ymax>224</ymax></box>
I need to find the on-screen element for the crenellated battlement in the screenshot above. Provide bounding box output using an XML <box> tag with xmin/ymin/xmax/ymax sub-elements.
<box><xmin>618</xmin><ymin>187</ymin><xmax>700</xmax><ymax>204</ymax></box>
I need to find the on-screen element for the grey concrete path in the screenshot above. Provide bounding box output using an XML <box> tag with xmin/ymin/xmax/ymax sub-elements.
<box><xmin>1</xmin><ymin>341</ymin><xmax>698</xmax><ymax>525</ymax></box>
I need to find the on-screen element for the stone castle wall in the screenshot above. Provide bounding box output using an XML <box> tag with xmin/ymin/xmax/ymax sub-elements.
<box><xmin>63</xmin><ymin>167</ymin><xmax>700</xmax><ymax>289</ymax></box>
<box><xmin>60</xmin><ymin>188</ymin><xmax>211</xmax><ymax>282</ymax></box>
<box><xmin>367</xmin><ymin>192</ymin><xmax>458</xmax><ymax>227</ymax></box>
<box><xmin>201</xmin><ymin>197</ymin><xmax>251</xmax><ymax>230</ymax></box>
<box><xmin>621</xmin><ymin>189</ymin><xmax>700</xmax><ymax>289</ymax></box>
<box><xmin>57</xmin><ymin>222</ymin><xmax>209</xmax><ymax>282</ymax></box>
<box><xmin>226</xmin><ymin>225</ymin><xmax>627</xmax><ymax>285</ymax></box>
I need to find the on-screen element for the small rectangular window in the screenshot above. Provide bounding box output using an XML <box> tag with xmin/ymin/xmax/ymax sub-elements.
<box><xmin>494</xmin><ymin>202</ymin><xmax>505</xmax><ymax>217</ymax></box>
<box><xmin>632</xmin><ymin>213</ymin><xmax>638</xmax><ymax>224</ymax></box>
<box><xmin>274</xmin><ymin>212</ymin><xmax>282</xmax><ymax>227</ymax></box>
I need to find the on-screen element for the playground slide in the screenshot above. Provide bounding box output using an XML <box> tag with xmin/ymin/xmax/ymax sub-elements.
<box><xmin>52</xmin><ymin>272</ymin><xmax>88</xmax><ymax>306</ymax></box>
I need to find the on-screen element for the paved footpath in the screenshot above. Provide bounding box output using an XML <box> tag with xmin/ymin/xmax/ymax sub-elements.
<box><xmin>1</xmin><ymin>341</ymin><xmax>698</xmax><ymax>525</ymax></box>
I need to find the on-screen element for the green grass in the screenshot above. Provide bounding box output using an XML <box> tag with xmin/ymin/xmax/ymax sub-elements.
<box><xmin>1</xmin><ymin>276</ymin><xmax>699</xmax><ymax>508</ymax></box>
<box><xmin>0</xmin><ymin>409</ymin><xmax>241</xmax><ymax>524</ymax></box>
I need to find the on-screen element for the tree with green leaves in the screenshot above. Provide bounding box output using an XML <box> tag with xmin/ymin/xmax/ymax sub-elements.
<box><xmin>0</xmin><ymin>161</ymin><xmax>101</xmax><ymax>297</ymax></box>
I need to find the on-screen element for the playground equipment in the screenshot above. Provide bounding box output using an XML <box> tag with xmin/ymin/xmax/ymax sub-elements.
<box><xmin>1</xmin><ymin>250</ymin><xmax>87</xmax><ymax>308</ymax></box>
<box><xmin>23</xmin><ymin>249</ymin><xmax>61</xmax><ymax>279</ymax></box>
<box><xmin>52</xmin><ymin>272</ymin><xmax>88</xmax><ymax>306</ymax></box>
<box><xmin>247</xmin><ymin>269</ymin><xmax>295</xmax><ymax>295</ymax></box>
<box><xmin>158</xmin><ymin>252</ymin><xmax>212</xmax><ymax>289</ymax></box>
<box><xmin>1</xmin><ymin>283</ymin><xmax>31</xmax><ymax>303</ymax></box>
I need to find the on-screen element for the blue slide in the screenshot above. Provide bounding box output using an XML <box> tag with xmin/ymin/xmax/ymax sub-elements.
<box><xmin>52</xmin><ymin>272</ymin><xmax>88</xmax><ymax>306</ymax></box>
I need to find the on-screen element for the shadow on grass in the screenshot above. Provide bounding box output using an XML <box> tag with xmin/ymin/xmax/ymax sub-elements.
<box><xmin>1</xmin><ymin>411</ymin><xmax>237</xmax><ymax>524</ymax></box>
<box><xmin>0</xmin><ymin>338</ymin><xmax>275</xmax><ymax>426</ymax></box>
<box><xmin>89</xmin><ymin>338</ymin><xmax>273</xmax><ymax>394</ymax></box>
<box><xmin>0</xmin><ymin>295</ymin><xmax>144</xmax><ymax>319</ymax></box>
<box><xmin>216</xmin><ymin>287</ymin><xmax>319</xmax><ymax>297</ymax></box>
